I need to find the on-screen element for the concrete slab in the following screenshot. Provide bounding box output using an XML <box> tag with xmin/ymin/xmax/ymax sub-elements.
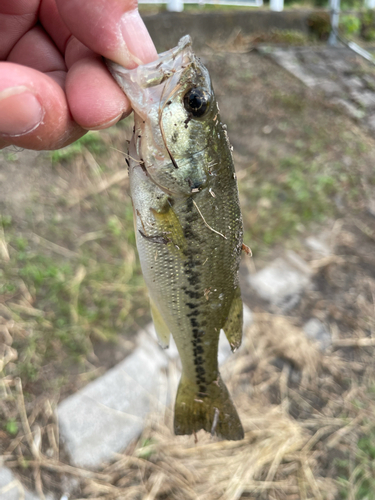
<box><xmin>249</xmin><ymin>256</ymin><xmax>311</xmax><ymax>311</ymax></box>
<box><xmin>330</xmin><ymin>97</ymin><xmax>365</xmax><ymax>120</ymax></box>
<box><xmin>367</xmin><ymin>197</ymin><xmax>375</xmax><ymax>218</ymax></box>
<box><xmin>367</xmin><ymin>113</ymin><xmax>375</xmax><ymax>131</ymax></box>
<box><xmin>266</xmin><ymin>48</ymin><xmax>318</xmax><ymax>87</ymax></box>
<box><xmin>350</xmin><ymin>89</ymin><xmax>375</xmax><ymax>109</ymax></box>
<box><xmin>260</xmin><ymin>45</ymin><xmax>375</xmax><ymax>128</ymax></box>
<box><xmin>57</xmin><ymin>333</ymin><xmax>168</xmax><ymax>469</ymax></box>
<box><xmin>303</xmin><ymin>318</ymin><xmax>331</xmax><ymax>350</ymax></box>
<box><xmin>0</xmin><ymin>467</ymin><xmax>54</xmax><ymax>500</ymax></box>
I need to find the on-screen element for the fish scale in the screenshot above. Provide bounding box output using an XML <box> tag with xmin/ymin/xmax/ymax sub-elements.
<box><xmin>107</xmin><ymin>35</ymin><xmax>245</xmax><ymax>440</ymax></box>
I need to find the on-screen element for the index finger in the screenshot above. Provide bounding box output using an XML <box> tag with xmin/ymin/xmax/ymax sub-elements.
<box><xmin>0</xmin><ymin>0</ymin><xmax>40</xmax><ymax>59</ymax></box>
<box><xmin>55</xmin><ymin>0</ymin><xmax>157</xmax><ymax>69</ymax></box>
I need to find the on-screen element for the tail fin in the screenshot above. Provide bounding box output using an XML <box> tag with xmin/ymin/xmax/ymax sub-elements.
<box><xmin>174</xmin><ymin>375</ymin><xmax>244</xmax><ymax>440</ymax></box>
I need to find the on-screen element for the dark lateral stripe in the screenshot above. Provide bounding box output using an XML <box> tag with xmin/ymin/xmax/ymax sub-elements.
<box><xmin>187</xmin><ymin>275</ymin><xmax>200</xmax><ymax>286</ymax></box>
<box><xmin>190</xmin><ymin>318</ymin><xmax>199</xmax><ymax>328</ymax></box>
<box><xmin>183</xmin><ymin>290</ymin><xmax>202</xmax><ymax>299</ymax></box>
<box><xmin>187</xmin><ymin>310</ymin><xmax>199</xmax><ymax>317</ymax></box>
<box><xmin>186</xmin><ymin>302</ymin><xmax>199</xmax><ymax>309</ymax></box>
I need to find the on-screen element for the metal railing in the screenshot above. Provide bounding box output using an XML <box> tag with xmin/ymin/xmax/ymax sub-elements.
<box><xmin>138</xmin><ymin>0</ymin><xmax>263</xmax><ymax>11</ymax></box>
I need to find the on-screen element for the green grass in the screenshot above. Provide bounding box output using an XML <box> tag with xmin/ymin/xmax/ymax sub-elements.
<box><xmin>3</xmin><ymin>151</ymin><xmax>18</xmax><ymax>162</ymax></box>
<box><xmin>4</xmin><ymin>418</ymin><xmax>19</xmax><ymax>436</ymax></box>
<box><xmin>50</xmin><ymin>131</ymin><xmax>107</xmax><ymax>164</ymax></box>
<box><xmin>331</xmin><ymin>384</ymin><xmax>375</xmax><ymax>499</ymax></box>
<box><xmin>5</xmin><ymin>205</ymin><xmax>145</xmax><ymax>361</ymax></box>
<box><xmin>336</xmin><ymin>427</ymin><xmax>375</xmax><ymax>499</ymax></box>
<box><xmin>2</xmin><ymin>222</ymin><xmax>147</xmax><ymax>386</ymax></box>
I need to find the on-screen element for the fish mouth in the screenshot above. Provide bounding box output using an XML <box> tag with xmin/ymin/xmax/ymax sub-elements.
<box><xmin>106</xmin><ymin>35</ymin><xmax>194</xmax><ymax>109</ymax></box>
<box><xmin>107</xmin><ymin>36</ymin><xmax>196</xmax><ymax>173</ymax></box>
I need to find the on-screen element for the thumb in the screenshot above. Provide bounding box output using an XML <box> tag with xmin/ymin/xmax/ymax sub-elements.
<box><xmin>56</xmin><ymin>0</ymin><xmax>157</xmax><ymax>69</ymax></box>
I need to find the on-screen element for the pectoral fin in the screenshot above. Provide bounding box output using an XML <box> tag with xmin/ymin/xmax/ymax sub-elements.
<box><xmin>222</xmin><ymin>286</ymin><xmax>243</xmax><ymax>352</ymax></box>
<box><xmin>150</xmin><ymin>200</ymin><xmax>186</xmax><ymax>252</ymax></box>
<box><xmin>150</xmin><ymin>298</ymin><xmax>170</xmax><ymax>349</ymax></box>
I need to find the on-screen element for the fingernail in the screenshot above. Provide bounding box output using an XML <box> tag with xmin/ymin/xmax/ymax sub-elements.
<box><xmin>120</xmin><ymin>9</ymin><xmax>158</xmax><ymax>68</ymax></box>
<box><xmin>0</xmin><ymin>86</ymin><xmax>44</xmax><ymax>136</ymax></box>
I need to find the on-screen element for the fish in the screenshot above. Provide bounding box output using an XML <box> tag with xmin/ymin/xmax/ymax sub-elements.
<box><xmin>107</xmin><ymin>35</ymin><xmax>244</xmax><ymax>440</ymax></box>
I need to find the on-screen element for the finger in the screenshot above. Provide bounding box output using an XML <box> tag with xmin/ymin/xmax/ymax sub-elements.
<box><xmin>56</xmin><ymin>0</ymin><xmax>157</xmax><ymax>69</ymax></box>
<box><xmin>64</xmin><ymin>36</ymin><xmax>96</xmax><ymax>69</ymax></box>
<box><xmin>0</xmin><ymin>62</ymin><xmax>84</xmax><ymax>150</ymax></box>
<box><xmin>39</xmin><ymin>1</ymin><xmax>132</xmax><ymax>130</ymax></box>
<box><xmin>0</xmin><ymin>0</ymin><xmax>40</xmax><ymax>59</ymax></box>
<box><xmin>7</xmin><ymin>25</ymin><xmax>66</xmax><ymax>73</ymax></box>
<box><xmin>38</xmin><ymin>1</ymin><xmax>97</xmax><ymax>71</ymax></box>
<box><xmin>64</xmin><ymin>38</ymin><xmax>131</xmax><ymax>130</ymax></box>
<box><xmin>66</xmin><ymin>56</ymin><xmax>131</xmax><ymax>130</ymax></box>
<box><xmin>39</xmin><ymin>0</ymin><xmax>71</xmax><ymax>54</ymax></box>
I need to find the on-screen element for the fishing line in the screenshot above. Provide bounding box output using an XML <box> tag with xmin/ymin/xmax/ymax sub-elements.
<box><xmin>192</xmin><ymin>200</ymin><xmax>227</xmax><ymax>240</ymax></box>
<box><xmin>158</xmin><ymin>81</ymin><xmax>183</xmax><ymax>170</ymax></box>
<box><xmin>109</xmin><ymin>146</ymin><xmax>143</xmax><ymax>164</ymax></box>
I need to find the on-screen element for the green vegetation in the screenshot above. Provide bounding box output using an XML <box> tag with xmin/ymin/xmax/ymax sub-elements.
<box><xmin>137</xmin><ymin>438</ymin><xmax>157</xmax><ymax>459</ymax></box>
<box><xmin>5</xmin><ymin>418</ymin><xmax>19</xmax><ymax>436</ymax></box>
<box><xmin>2</xmin><ymin>214</ymin><xmax>147</xmax><ymax>386</ymax></box>
<box><xmin>50</xmin><ymin>131</ymin><xmax>107</xmax><ymax>164</ymax></box>
<box><xmin>336</xmin><ymin>425</ymin><xmax>375</xmax><ymax>499</ymax></box>
<box><xmin>340</xmin><ymin>14</ymin><xmax>361</xmax><ymax>36</ymax></box>
<box><xmin>139</xmin><ymin>3</ymin><xmax>255</xmax><ymax>14</ymax></box>
<box><xmin>361</xmin><ymin>9</ymin><xmax>375</xmax><ymax>41</ymax></box>
<box><xmin>255</xmin><ymin>28</ymin><xmax>310</xmax><ymax>45</ymax></box>
<box><xmin>307</xmin><ymin>11</ymin><xmax>331</xmax><ymax>41</ymax></box>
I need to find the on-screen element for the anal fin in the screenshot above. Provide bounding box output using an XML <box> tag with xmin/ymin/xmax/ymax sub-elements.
<box><xmin>222</xmin><ymin>286</ymin><xmax>243</xmax><ymax>352</ymax></box>
<box><xmin>150</xmin><ymin>298</ymin><xmax>170</xmax><ymax>349</ymax></box>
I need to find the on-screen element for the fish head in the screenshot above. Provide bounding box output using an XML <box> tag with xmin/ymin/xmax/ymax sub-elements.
<box><xmin>107</xmin><ymin>36</ymin><xmax>220</xmax><ymax>196</ymax></box>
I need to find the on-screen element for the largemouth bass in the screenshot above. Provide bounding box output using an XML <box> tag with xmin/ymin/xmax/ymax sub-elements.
<box><xmin>107</xmin><ymin>35</ymin><xmax>244</xmax><ymax>440</ymax></box>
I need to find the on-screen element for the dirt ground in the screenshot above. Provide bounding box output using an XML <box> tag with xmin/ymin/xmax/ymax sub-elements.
<box><xmin>1</xmin><ymin>43</ymin><xmax>375</xmax><ymax>499</ymax></box>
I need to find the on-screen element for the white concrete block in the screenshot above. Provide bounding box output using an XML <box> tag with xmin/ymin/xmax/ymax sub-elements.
<box><xmin>249</xmin><ymin>257</ymin><xmax>310</xmax><ymax>311</ymax></box>
<box><xmin>57</xmin><ymin>335</ymin><xmax>168</xmax><ymax>469</ymax></box>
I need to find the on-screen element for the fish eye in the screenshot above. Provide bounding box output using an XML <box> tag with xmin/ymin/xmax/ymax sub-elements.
<box><xmin>183</xmin><ymin>88</ymin><xmax>210</xmax><ymax>118</ymax></box>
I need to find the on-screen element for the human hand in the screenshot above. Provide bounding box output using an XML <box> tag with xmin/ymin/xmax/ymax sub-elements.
<box><xmin>0</xmin><ymin>0</ymin><xmax>157</xmax><ymax>151</ymax></box>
